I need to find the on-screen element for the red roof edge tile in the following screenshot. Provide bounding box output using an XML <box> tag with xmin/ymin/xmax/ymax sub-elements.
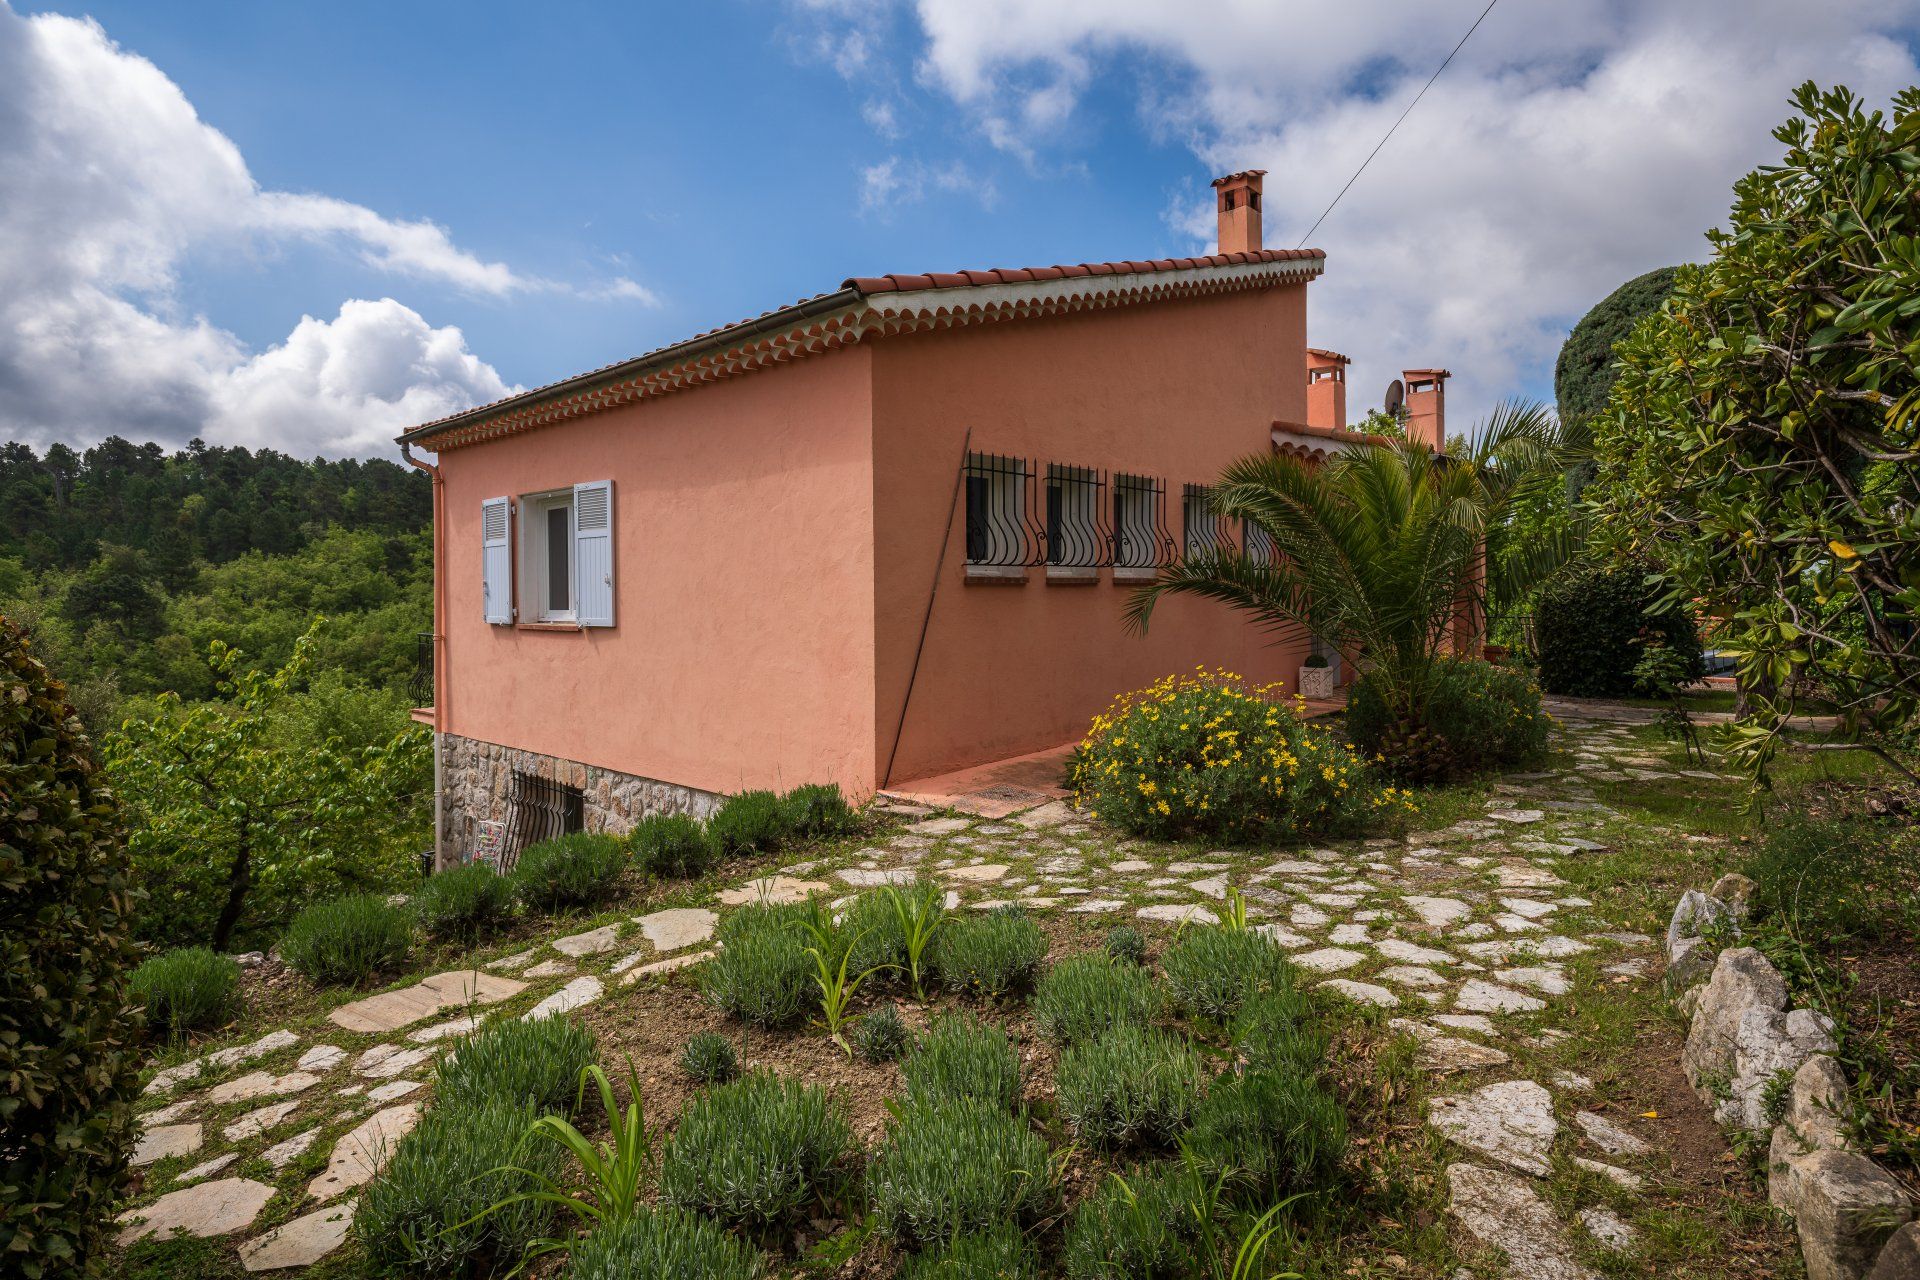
<box><xmin>838</xmin><ymin>247</ymin><xmax>1321</xmax><ymax>295</ymax></box>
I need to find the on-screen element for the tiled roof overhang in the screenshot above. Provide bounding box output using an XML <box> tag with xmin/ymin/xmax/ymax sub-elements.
<box><xmin>400</xmin><ymin>249</ymin><xmax>1325</xmax><ymax>452</ymax></box>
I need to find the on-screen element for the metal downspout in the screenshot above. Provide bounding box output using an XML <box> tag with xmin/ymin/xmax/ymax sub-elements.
<box><xmin>401</xmin><ymin>441</ymin><xmax>447</xmax><ymax>869</ymax></box>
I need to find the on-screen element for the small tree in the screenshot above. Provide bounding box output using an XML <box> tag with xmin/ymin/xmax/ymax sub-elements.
<box><xmin>1596</xmin><ymin>83</ymin><xmax>1920</xmax><ymax>781</ymax></box>
<box><xmin>0</xmin><ymin>615</ymin><xmax>144</xmax><ymax>1277</ymax></box>
<box><xmin>107</xmin><ymin>625</ymin><xmax>428</xmax><ymax>950</ymax></box>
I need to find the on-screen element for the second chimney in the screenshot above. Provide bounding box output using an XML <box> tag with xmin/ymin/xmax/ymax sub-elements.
<box><xmin>1212</xmin><ymin>170</ymin><xmax>1266</xmax><ymax>255</ymax></box>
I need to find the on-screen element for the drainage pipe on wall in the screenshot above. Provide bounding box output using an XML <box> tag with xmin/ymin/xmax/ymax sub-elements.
<box><xmin>401</xmin><ymin>441</ymin><xmax>447</xmax><ymax>869</ymax></box>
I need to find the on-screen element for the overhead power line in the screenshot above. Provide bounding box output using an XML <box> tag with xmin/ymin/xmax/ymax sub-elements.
<box><xmin>1296</xmin><ymin>0</ymin><xmax>1500</xmax><ymax>247</ymax></box>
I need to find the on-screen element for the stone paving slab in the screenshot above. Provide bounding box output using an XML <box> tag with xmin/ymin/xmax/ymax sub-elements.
<box><xmin>240</xmin><ymin>1201</ymin><xmax>357</xmax><ymax>1271</ymax></box>
<box><xmin>307</xmin><ymin>1104</ymin><xmax>421</xmax><ymax>1202</ymax></box>
<box><xmin>328</xmin><ymin>969</ymin><xmax>526</xmax><ymax>1034</ymax></box>
<box><xmin>119</xmin><ymin>1177</ymin><xmax>276</xmax><ymax>1244</ymax></box>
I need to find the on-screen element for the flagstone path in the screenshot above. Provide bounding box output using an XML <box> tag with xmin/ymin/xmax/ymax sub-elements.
<box><xmin>118</xmin><ymin>710</ymin><xmax>1728</xmax><ymax>1275</ymax></box>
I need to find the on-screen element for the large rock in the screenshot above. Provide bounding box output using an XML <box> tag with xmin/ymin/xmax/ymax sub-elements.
<box><xmin>131</xmin><ymin>1122</ymin><xmax>203</xmax><ymax>1167</ymax></box>
<box><xmin>1867</xmin><ymin>1222</ymin><xmax>1920</xmax><ymax>1280</ymax></box>
<box><xmin>1770</xmin><ymin>1054</ymin><xmax>1855</xmax><ymax>1207</ymax></box>
<box><xmin>1445</xmin><ymin>1163</ymin><xmax>1599</xmax><ymax>1279</ymax></box>
<box><xmin>1771</xmin><ymin>1149</ymin><xmax>1914</xmax><ymax>1280</ymax></box>
<box><xmin>1683</xmin><ymin>947</ymin><xmax>1835</xmax><ymax>1132</ymax></box>
<box><xmin>635</xmin><ymin>907</ymin><xmax>717</xmax><ymax>951</ymax></box>
<box><xmin>1665</xmin><ymin>889</ymin><xmax>1732</xmax><ymax>991</ymax></box>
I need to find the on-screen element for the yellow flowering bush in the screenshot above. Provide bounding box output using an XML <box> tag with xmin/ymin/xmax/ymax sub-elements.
<box><xmin>1069</xmin><ymin>669</ymin><xmax>1414</xmax><ymax>843</ymax></box>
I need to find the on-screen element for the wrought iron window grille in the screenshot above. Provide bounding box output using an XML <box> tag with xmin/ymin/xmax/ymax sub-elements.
<box><xmin>502</xmin><ymin>770</ymin><xmax>584</xmax><ymax>871</ymax></box>
<box><xmin>1112</xmin><ymin>473</ymin><xmax>1175</xmax><ymax>570</ymax></box>
<box><xmin>1182</xmin><ymin>483</ymin><xmax>1236</xmax><ymax>558</ymax></box>
<box><xmin>963</xmin><ymin>452</ymin><xmax>1045</xmax><ymax>567</ymax></box>
<box><xmin>1243</xmin><ymin>519</ymin><xmax>1278</xmax><ymax>567</ymax></box>
<box><xmin>409</xmin><ymin>632</ymin><xmax>434</xmax><ymax>707</ymax></box>
<box><xmin>1045</xmin><ymin>464</ymin><xmax>1112</xmax><ymax>568</ymax></box>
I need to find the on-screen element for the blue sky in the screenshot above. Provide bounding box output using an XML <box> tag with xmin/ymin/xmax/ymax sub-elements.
<box><xmin>6</xmin><ymin>1</ymin><xmax>1920</xmax><ymax>456</ymax></box>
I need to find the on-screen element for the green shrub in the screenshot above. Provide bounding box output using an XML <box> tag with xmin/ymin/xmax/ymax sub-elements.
<box><xmin>853</xmin><ymin>1004</ymin><xmax>913</xmax><ymax>1063</ymax></box>
<box><xmin>903</xmin><ymin>1014</ymin><xmax>1020</xmax><ymax>1112</ymax></box>
<box><xmin>708</xmin><ymin>790</ymin><xmax>794</xmax><ymax>857</ymax></box>
<box><xmin>680</xmin><ymin>1031</ymin><xmax>740</xmax><ymax>1085</ymax></box>
<box><xmin>354</xmin><ymin>1099</ymin><xmax>561</xmax><ymax>1276</ymax></box>
<box><xmin>569</xmin><ymin>1206</ymin><xmax>765</xmax><ymax>1280</ymax></box>
<box><xmin>659</xmin><ymin>1071</ymin><xmax>852</xmax><ymax>1233</ymax></box>
<box><xmin>1535</xmin><ymin>561</ymin><xmax>1703</xmax><ymax>698</ymax></box>
<box><xmin>1056</xmin><ymin>1024</ymin><xmax>1205</xmax><ymax>1149</ymax></box>
<box><xmin>1347</xmin><ymin>656</ymin><xmax>1552</xmax><ymax>781</ymax></box>
<box><xmin>841</xmin><ymin>879</ymin><xmax>946</xmax><ymax>990</ymax></box>
<box><xmin>716</xmin><ymin>898</ymin><xmax>813</xmax><ymax>945</ymax></box>
<box><xmin>1232</xmin><ymin>988</ymin><xmax>1328</xmax><ymax>1076</ymax></box>
<box><xmin>1069</xmin><ymin>671</ymin><xmax>1408</xmax><ymax>841</ymax></box>
<box><xmin>780</xmin><ymin>783</ymin><xmax>859</xmax><ymax>839</ymax></box>
<box><xmin>897</xmin><ymin>1224</ymin><xmax>1041</xmax><ymax>1280</ymax></box>
<box><xmin>412</xmin><ymin>862</ymin><xmax>513</xmax><ymax>941</ymax></box>
<box><xmin>1105</xmin><ymin>925</ymin><xmax>1148</xmax><ymax>966</ymax></box>
<box><xmin>510</xmin><ymin>832</ymin><xmax>626</xmax><ymax>912</ymax></box>
<box><xmin>631</xmin><ymin>814</ymin><xmax>719</xmax><ymax>880</ymax></box>
<box><xmin>1743</xmin><ymin>813</ymin><xmax>1920</xmax><ymax>942</ymax></box>
<box><xmin>1187</xmin><ymin>1066</ymin><xmax>1348</xmax><ymax>1207</ymax></box>
<box><xmin>1555</xmin><ymin>265</ymin><xmax>1682</xmax><ymax>427</ymax></box>
<box><xmin>868</xmin><ymin>1097</ymin><xmax>1054</xmax><ymax>1248</ymax></box>
<box><xmin>1032</xmin><ymin>954</ymin><xmax>1164</xmax><ymax>1046</ymax></box>
<box><xmin>433</xmin><ymin>1015</ymin><xmax>597</xmax><ymax>1116</ymax></box>
<box><xmin>0</xmin><ymin>618</ymin><xmax>142</xmax><ymax>1278</ymax></box>
<box><xmin>932</xmin><ymin>908</ymin><xmax>1048</xmax><ymax>999</ymax></box>
<box><xmin>129</xmin><ymin>947</ymin><xmax>240</xmax><ymax>1036</ymax></box>
<box><xmin>280</xmin><ymin>893</ymin><xmax>412</xmax><ymax>986</ymax></box>
<box><xmin>1060</xmin><ymin>1165</ymin><xmax>1205</xmax><ymax>1280</ymax></box>
<box><xmin>1160</xmin><ymin>928</ymin><xmax>1298</xmax><ymax>1025</ymax></box>
<box><xmin>699</xmin><ymin>918</ymin><xmax>814</xmax><ymax>1028</ymax></box>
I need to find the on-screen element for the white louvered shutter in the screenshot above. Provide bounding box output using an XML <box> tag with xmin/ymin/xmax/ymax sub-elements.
<box><xmin>573</xmin><ymin>480</ymin><xmax>614</xmax><ymax>627</ymax></box>
<box><xmin>482</xmin><ymin>496</ymin><xmax>512</xmax><ymax>624</ymax></box>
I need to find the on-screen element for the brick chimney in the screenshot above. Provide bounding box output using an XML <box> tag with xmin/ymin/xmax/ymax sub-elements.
<box><xmin>1212</xmin><ymin>170</ymin><xmax>1265</xmax><ymax>255</ymax></box>
<box><xmin>1306</xmin><ymin>349</ymin><xmax>1349</xmax><ymax>431</ymax></box>
<box><xmin>1403</xmin><ymin>368</ymin><xmax>1450</xmax><ymax>450</ymax></box>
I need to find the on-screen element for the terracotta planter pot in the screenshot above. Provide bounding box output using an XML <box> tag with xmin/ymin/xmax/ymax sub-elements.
<box><xmin>1298</xmin><ymin>665</ymin><xmax>1336</xmax><ymax>699</ymax></box>
<box><xmin>1483</xmin><ymin>644</ymin><xmax>1509</xmax><ymax>664</ymax></box>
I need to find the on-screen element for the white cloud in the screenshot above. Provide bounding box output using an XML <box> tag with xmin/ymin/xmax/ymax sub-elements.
<box><xmin>0</xmin><ymin>5</ymin><xmax>642</xmax><ymax>456</ymax></box>
<box><xmin>860</xmin><ymin>155</ymin><xmax>998</xmax><ymax>214</ymax></box>
<box><xmin>816</xmin><ymin>0</ymin><xmax>1920</xmax><ymax>431</ymax></box>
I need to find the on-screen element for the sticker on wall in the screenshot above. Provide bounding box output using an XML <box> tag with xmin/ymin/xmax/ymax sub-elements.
<box><xmin>474</xmin><ymin>820</ymin><xmax>507</xmax><ymax>869</ymax></box>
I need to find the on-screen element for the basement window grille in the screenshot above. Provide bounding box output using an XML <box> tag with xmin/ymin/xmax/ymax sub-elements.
<box><xmin>502</xmin><ymin>770</ymin><xmax>584</xmax><ymax>871</ymax></box>
<box><xmin>964</xmin><ymin>453</ymin><xmax>1043</xmax><ymax>567</ymax></box>
<box><xmin>1244</xmin><ymin>519</ymin><xmax>1277</xmax><ymax>567</ymax></box>
<box><xmin>1183</xmin><ymin>483</ymin><xmax>1233</xmax><ymax>557</ymax></box>
<box><xmin>1112</xmin><ymin>474</ymin><xmax>1173</xmax><ymax>570</ymax></box>
<box><xmin>1045</xmin><ymin>464</ymin><xmax>1110</xmax><ymax>568</ymax></box>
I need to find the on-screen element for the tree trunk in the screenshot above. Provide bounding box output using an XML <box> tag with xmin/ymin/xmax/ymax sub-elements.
<box><xmin>211</xmin><ymin>833</ymin><xmax>251</xmax><ymax>952</ymax></box>
<box><xmin>1733</xmin><ymin>666</ymin><xmax>1778</xmax><ymax>723</ymax></box>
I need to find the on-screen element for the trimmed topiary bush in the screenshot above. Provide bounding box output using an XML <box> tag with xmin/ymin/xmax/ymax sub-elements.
<box><xmin>0</xmin><ymin>618</ymin><xmax>143</xmax><ymax>1278</ymax></box>
<box><xmin>680</xmin><ymin>1031</ymin><xmax>739</xmax><ymax>1085</ymax></box>
<box><xmin>631</xmin><ymin>814</ymin><xmax>719</xmax><ymax>880</ymax></box>
<box><xmin>1060</xmin><ymin>1165</ymin><xmax>1205</xmax><ymax>1280</ymax></box>
<box><xmin>1105</xmin><ymin>925</ymin><xmax>1148</xmax><ymax>966</ymax></box>
<box><xmin>1055</xmin><ymin>1023</ymin><xmax>1205</xmax><ymax>1149</ymax></box>
<box><xmin>897</xmin><ymin>1224</ymin><xmax>1041</xmax><ymax>1280</ymax></box>
<box><xmin>708</xmin><ymin>790</ymin><xmax>794</xmax><ymax>857</ymax></box>
<box><xmin>413</xmin><ymin>862</ymin><xmax>513</xmax><ymax>941</ymax></box>
<box><xmin>1555</xmin><ymin>265</ymin><xmax>1682</xmax><ymax>428</ymax></box>
<box><xmin>1032</xmin><ymin>954</ymin><xmax>1164</xmax><ymax>1046</ymax></box>
<box><xmin>699</xmin><ymin>915</ymin><xmax>814</xmax><ymax>1028</ymax></box>
<box><xmin>903</xmin><ymin>1014</ymin><xmax>1020</xmax><ymax>1112</ymax></box>
<box><xmin>659</xmin><ymin>1071</ymin><xmax>852</xmax><ymax>1233</ymax></box>
<box><xmin>280</xmin><ymin>893</ymin><xmax>412</xmax><ymax>987</ymax></box>
<box><xmin>129</xmin><ymin>947</ymin><xmax>240</xmax><ymax>1036</ymax></box>
<box><xmin>1346</xmin><ymin>656</ymin><xmax>1552</xmax><ymax>782</ymax></box>
<box><xmin>569</xmin><ymin>1205</ymin><xmax>765</xmax><ymax>1280</ymax></box>
<box><xmin>433</xmin><ymin>1014</ymin><xmax>597</xmax><ymax>1116</ymax></box>
<box><xmin>1187</xmin><ymin>1066</ymin><xmax>1349</xmax><ymax>1207</ymax></box>
<box><xmin>510</xmin><ymin>832</ymin><xmax>626</xmax><ymax>911</ymax></box>
<box><xmin>353</xmin><ymin>1098</ymin><xmax>561</xmax><ymax>1276</ymax></box>
<box><xmin>867</xmin><ymin>1097</ymin><xmax>1054</xmax><ymax>1248</ymax></box>
<box><xmin>780</xmin><ymin>783</ymin><xmax>859</xmax><ymax>839</ymax></box>
<box><xmin>1534</xmin><ymin>562</ymin><xmax>1703</xmax><ymax>699</ymax></box>
<box><xmin>931</xmin><ymin>907</ymin><xmax>1048</xmax><ymax>1000</ymax></box>
<box><xmin>853</xmin><ymin>1004</ymin><xmax>912</xmax><ymax>1063</ymax></box>
<box><xmin>1160</xmin><ymin>928</ymin><xmax>1298</xmax><ymax>1025</ymax></box>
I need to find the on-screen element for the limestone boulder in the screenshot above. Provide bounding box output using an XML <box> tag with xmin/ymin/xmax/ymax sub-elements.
<box><xmin>1867</xmin><ymin>1222</ymin><xmax>1920</xmax><ymax>1280</ymax></box>
<box><xmin>1664</xmin><ymin>888</ymin><xmax>1731</xmax><ymax>991</ymax></box>
<box><xmin>1771</xmin><ymin>1149</ymin><xmax>1914</xmax><ymax>1280</ymax></box>
<box><xmin>1683</xmin><ymin>947</ymin><xmax>1835</xmax><ymax>1132</ymax></box>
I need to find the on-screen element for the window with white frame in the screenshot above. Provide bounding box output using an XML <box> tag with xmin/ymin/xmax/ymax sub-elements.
<box><xmin>523</xmin><ymin>489</ymin><xmax>576</xmax><ymax>622</ymax></box>
<box><xmin>480</xmin><ymin>481</ymin><xmax>615</xmax><ymax>627</ymax></box>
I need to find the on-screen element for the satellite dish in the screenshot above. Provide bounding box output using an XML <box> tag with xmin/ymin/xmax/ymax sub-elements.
<box><xmin>1384</xmin><ymin>379</ymin><xmax>1405</xmax><ymax>417</ymax></box>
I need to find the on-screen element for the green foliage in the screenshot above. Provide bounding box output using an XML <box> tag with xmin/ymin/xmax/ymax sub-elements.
<box><xmin>1555</xmin><ymin>266</ymin><xmax>1682</xmax><ymax>428</ymax></box>
<box><xmin>1593</xmin><ymin>83</ymin><xmax>1920</xmax><ymax>776</ymax></box>
<box><xmin>1105</xmin><ymin>925</ymin><xmax>1149</xmax><ymax>966</ymax></box>
<box><xmin>105</xmin><ymin>628</ymin><xmax>428</xmax><ymax>950</ymax></box>
<box><xmin>681</xmin><ymin>1032</ymin><xmax>740</xmax><ymax>1085</ymax></box>
<box><xmin>629</xmin><ymin>814</ymin><xmax>719</xmax><ymax>880</ymax></box>
<box><xmin>658</xmin><ymin>1071</ymin><xmax>852</xmax><ymax>1233</ymax></box>
<box><xmin>511</xmin><ymin>832</ymin><xmax>627</xmax><ymax>912</ymax></box>
<box><xmin>412</xmin><ymin>862</ymin><xmax>513</xmax><ymax>941</ymax></box>
<box><xmin>280</xmin><ymin>893</ymin><xmax>411</xmax><ymax>987</ymax></box>
<box><xmin>1534</xmin><ymin>563</ymin><xmax>1703</xmax><ymax>699</ymax></box>
<box><xmin>1070</xmin><ymin>671</ymin><xmax>1407</xmax><ymax>841</ymax></box>
<box><xmin>709</xmin><ymin>789</ymin><xmax>795</xmax><ymax>856</ymax></box>
<box><xmin>1347</xmin><ymin>655</ymin><xmax>1554</xmax><ymax>782</ymax></box>
<box><xmin>903</xmin><ymin>1014</ymin><xmax>1021</xmax><ymax>1112</ymax></box>
<box><xmin>1060</xmin><ymin>1165</ymin><xmax>1206</xmax><ymax>1280</ymax></box>
<box><xmin>354</xmin><ymin>1099</ymin><xmax>561</xmax><ymax>1276</ymax></box>
<box><xmin>854</xmin><ymin>1004</ymin><xmax>913</xmax><ymax>1063</ymax></box>
<box><xmin>1231</xmin><ymin>989</ymin><xmax>1328</xmax><ymax>1077</ymax></box>
<box><xmin>932</xmin><ymin>907</ymin><xmax>1049</xmax><ymax>1000</ymax></box>
<box><xmin>1160</xmin><ymin>928</ymin><xmax>1299</xmax><ymax>1025</ymax></box>
<box><xmin>1187</xmin><ymin>1067</ymin><xmax>1349</xmax><ymax>1206</ymax></box>
<box><xmin>0</xmin><ymin>617</ymin><xmax>143</xmax><ymax>1278</ymax></box>
<box><xmin>780</xmin><ymin>782</ymin><xmax>859</xmax><ymax>839</ymax></box>
<box><xmin>569</xmin><ymin>1206</ymin><xmax>765</xmax><ymax>1280</ymax></box>
<box><xmin>884</xmin><ymin>878</ymin><xmax>948</xmax><ymax>1001</ymax></box>
<box><xmin>433</xmin><ymin>1015</ymin><xmax>598</xmax><ymax>1116</ymax></box>
<box><xmin>897</xmin><ymin>1224</ymin><xmax>1040</xmax><ymax>1280</ymax></box>
<box><xmin>867</xmin><ymin>1097</ymin><xmax>1054</xmax><ymax>1248</ymax></box>
<box><xmin>1033</xmin><ymin>954</ymin><xmax>1165</xmax><ymax>1046</ymax></box>
<box><xmin>1056</xmin><ymin>1024</ymin><xmax>1205</xmax><ymax>1149</ymax></box>
<box><xmin>699</xmin><ymin>914</ymin><xmax>814</xmax><ymax>1028</ymax></box>
<box><xmin>129</xmin><ymin>947</ymin><xmax>239</xmax><ymax>1036</ymax></box>
<box><xmin>1743</xmin><ymin>813</ymin><xmax>1920</xmax><ymax>942</ymax></box>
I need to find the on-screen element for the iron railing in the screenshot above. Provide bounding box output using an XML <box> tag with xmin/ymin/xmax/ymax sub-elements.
<box><xmin>1045</xmin><ymin>464</ymin><xmax>1111</xmax><ymax>567</ymax></box>
<box><xmin>963</xmin><ymin>454</ymin><xmax>1177</xmax><ymax>571</ymax></box>
<box><xmin>502</xmin><ymin>771</ymin><xmax>584</xmax><ymax>871</ymax></box>
<box><xmin>409</xmin><ymin>632</ymin><xmax>434</xmax><ymax>707</ymax></box>
<box><xmin>1182</xmin><ymin>483</ymin><xmax>1236</xmax><ymax>557</ymax></box>
<box><xmin>1113</xmin><ymin>473</ymin><xmax>1175</xmax><ymax>570</ymax></box>
<box><xmin>964</xmin><ymin>453</ymin><xmax>1043</xmax><ymax>567</ymax></box>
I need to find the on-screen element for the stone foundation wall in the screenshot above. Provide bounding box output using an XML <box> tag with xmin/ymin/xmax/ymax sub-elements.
<box><xmin>438</xmin><ymin>733</ymin><xmax>720</xmax><ymax>869</ymax></box>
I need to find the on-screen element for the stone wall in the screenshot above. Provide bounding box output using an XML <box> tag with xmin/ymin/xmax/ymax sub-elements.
<box><xmin>437</xmin><ymin>732</ymin><xmax>720</xmax><ymax>869</ymax></box>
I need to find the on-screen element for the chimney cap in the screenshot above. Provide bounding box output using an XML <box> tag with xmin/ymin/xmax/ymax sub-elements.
<box><xmin>1403</xmin><ymin>367</ymin><xmax>1452</xmax><ymax>379</ymax></box>
<box><xmin>1307</xmin><ymin>347</ymin><xmax>1351</xmax><ymax>364</ymax></box>
<box><xmin>1210</xmin><ymin>169</ymin><xmax>1267</xmax><ymax>188</ymax></box>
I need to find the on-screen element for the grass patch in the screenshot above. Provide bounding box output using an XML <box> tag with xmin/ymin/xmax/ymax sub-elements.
<box><xmin>412</xmin><ymin>863</ymin><xmax>513</xmax><ymax>942</ymax></box>
<box><xmin>568</xmin><ymin>1206</ymin><xmax>764</xmax><ymax>1280</ymax></box>
<box><xmin>1160</xmin><ymin>926</ymin><xmax>1299</xmax><ymax>1024</ymax></box>
<box><xmin>630</xmin><ymin>814</ymin><xmax>719</xmax><ymax>880</ymax></box>
<box><xmin>510</xmin><ymin>833</ymin><xmax>627</xmax><ymax>911</ymax></box>
<box><xmin>932</xmin><ymin>906</ymin><xmax>1049</xmax><ymax>1000</ymax></box>
<box><xmin>1055</xmin><ymin>1023</ymin><xmax>1205</xmax><ymax>1149</ymax></box>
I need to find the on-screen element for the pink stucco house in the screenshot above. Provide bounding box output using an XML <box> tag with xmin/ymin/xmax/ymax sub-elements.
<box><xmin>399</xmin><ymin>171</ymin><xmax>1450</xmax><ymax>864</ymax></box>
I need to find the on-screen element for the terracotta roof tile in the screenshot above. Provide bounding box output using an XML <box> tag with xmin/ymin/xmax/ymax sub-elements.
<box><xmin>840</xmin><ymin>247</ymin><xmax>1320</xmax><ymax>294</ymax></box>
